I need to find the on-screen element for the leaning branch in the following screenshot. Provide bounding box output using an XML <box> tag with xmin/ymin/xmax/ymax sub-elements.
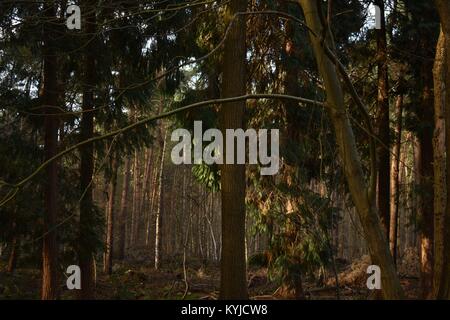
<box><xmin>0</xmin><ymin>93</ymin><xmax>323</xmax><ymax>204</ymax></box>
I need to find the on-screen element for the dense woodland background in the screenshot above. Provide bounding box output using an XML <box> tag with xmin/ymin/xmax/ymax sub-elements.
<box><xmin>1</xmin><ymin>0</ymin><xmax>450</xmax><ymax>300</ymax></box>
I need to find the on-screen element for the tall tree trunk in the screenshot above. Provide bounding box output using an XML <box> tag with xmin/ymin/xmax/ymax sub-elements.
<box><xmin>155</xmin><ymin>129</ymin><xmax>167</xmax><ymax>270</ymax></box>
<box><xmin>375</xmin><ymin>0</ymin><xmax>391</xmax><ymax>239</ymax></box>
<box><xmin>219</xmin><ymin>0</ymin><xmax>249</xmax><ymax>300</ymax></box>
<box><xmin>417</xmin><ymin>48</ymin><xmax>435</xmax><ymax>301</ymax></box>
<box><xmin>298</xmin><ymin>0</ymin><xmax>404</xmax><ymax>299</ymax></box>
<box><xmin>41</xmin><ymin>2</ymin><xmax>59</xmax><ymax>300</ymax></box>
<box><xmin>117</xmin><ymin>159</ymin><xmax>131</xmax><ymax>260</ymax></box>
<box><xmin>130</xmin><ymin>150</ymin><xmax>139</xmax><ymax>246</ymax></box>
<box><xmin>146</xmin><ymin>152</ymin><xmax>160</xmax><ymax>246</ymax></box>
<box><xmin>78</xmin><ymin>2</ymin><xmax>96</xmax><ymax>299</ymax></box>
<box><xmin>389</xmin><ymin>94</ymin><xmax>403</xmax><ymax>265</ymax></box>
<box><xmin>432</xmin><ymin>28</ymin><xmax>447</xmax><ymax>299</ymax></box>
<box><xmin>434</xmin><ymin>0</ymin><xmax>450</xmax><ymax>299</ymax></box>
<box><xmin>104</xmin><ymin>156</ymin><xmax>118</xmax><ymax>275</ymax></box>
<box><xmin>140</xmin><ymin>148</ymin><xmax>153</xmax><ymax>243</ymax></box>
<box><xmin>7</xmin><ymin>235</ymin><xmax>18</xmax><ymax>273</ymax></box>
<box><xmin>281</xmin><ymin>8</ymin><xmax>305</xmax><ymax>299</ymax></box>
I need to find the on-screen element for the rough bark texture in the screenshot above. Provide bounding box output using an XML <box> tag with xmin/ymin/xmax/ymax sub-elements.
<box><xmin>389</xmin><ymin>94</ymin><xmax>403</xmax><ymax>265</ymax></box>
<box><xmin>104</xmin><ymin>157</ymin><xmax>118</xmax><ymax>275</ymax></box>
<box><xmin>434</xmin><ymin>0</ymin><xmax>450</xmax><ymax>299</ymax></box>
<box><xmin>219</xmin><ymin>0</ymin><xmax>249</xmax><ymax>300</ymax></box>
<box><xmin>417</xmin><ymin>42</ymin><xmax>435</xmax><ymax>301</ymax></box>
<box><xmin>117</xmin><ymin>158</ymin><xmax>131</xmax><ymax>260</ymax></box>
<box><xmin>41</xmin><ymin>2</ymin><xmax>59</xmax><ymax>300</ymax></box>
<box><xmin>375</xmin><ymin>0</ymin><xmax>391</xmax><ymax>239</ymax></box>
<box><xmin>140</xmin><ymin>148</ymin><xmax>154</xmax><ymax>241</ymax></box>
<box><xmin>147</xmin><ymin>153</ymin><xmax>160</xmax><ymax>246</ymax></box>
<box><xmin>298</xmin><ymin>0</ymin><xmax>404</xmax><ymax>299</ymax></box>
<box><xmin>78</xmin><ymin>2</ymin><xmax>96</xmax><ymax>299</ymax></box>
<box><xmin>155</xmin><ymin>130</ymin><xmax>167</xmax><ymax>270</ymax></box>
<box><xmin>131</xmin><ymin>148</ymin><xmax>141</xmax><ymax>246</ymax></box>
<box><xmin>432</xmin><ymin>28</ymin><xmax>447</xmax><ymax>299</ymax></box>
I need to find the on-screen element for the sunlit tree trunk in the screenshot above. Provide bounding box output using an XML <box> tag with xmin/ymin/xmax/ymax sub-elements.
<box><xmin>389</xmin><ymin>94</ymin><xmax>403</xmax><ymax>265</ymax></box>
<box><xmin>432</xmin><ymin>28</ymin><xmax>446</xmax><ymax>299</ymax></box>
<box><xmin>434</xmin><ymin>0</ymin><xmax>450</xmax><ymax>299</ymax></box>
<box><xmin>298</xmin><ymin>0</ymin><xmax>403</xmax><ymax>299</ymax></box>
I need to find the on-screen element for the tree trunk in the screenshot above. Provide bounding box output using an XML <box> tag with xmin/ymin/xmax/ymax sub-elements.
<box><xmin>389</xmin><ymin>94</ymin><xmax>403</xmax><ymax>265</ymax></box>
<box><xmin>219</xmin><ymin>0</ymin><xmax>249</xmax><ymax>300</ymax></box>
<box><xmin>41</xmin><ymin>2</ymin><xmax>59</xmax><ymax>300</ymax></box>
<box><xmin>117</xmin><ymin>158</ymin><xmax>131</xmax><ymax>260</ymax></box>
<box><xmin>104</xmin><ymin>156</ymin><xmax>118</xmax><ymax>275</ymax></box>
<box><xmin>131</xmin><ymin>143</ymin><xmax>142</xmax><ymax>246</ymax></box>
<box><xmin>140</xmin><ymin>148</ymin><xmax>153</xmax><ymax>244</ymax></box>
<box><xmin>7</xmin><ymin>236</ymin><xmax>18</xmax><ymax>273</ymax></box>
<box><xmin>146</xmin><ymin>151</ymin><xmax>160</xmax><ymax>246</ymax></box>
<box><xmin>281</xmin><ymin>12</ymin><xmax>306</xmax><ymax>297</ymax></box>
<box><xmin>434</xmin><ymin>0</ymin><xmax>450</xmax><ymax>299</ymax></box>
<box><xmin>432</xmin><ymin>28</ymin><xmax>447</xmax><ymax>299</ymax></box>
<box><xmin>155</xmin><ymin>129</ymin><xmax>167</xmax><ymax>270</ymax></box>
<box><xmin>298</xmin><ymin>0</ymin><xmax>404</xmax><ymax>299</ymax></box>
<box><xmin>78</xmin><ymin>2</ymin><xmax>96</xmax><ymax>299</ymax></box>
<box><xmin>375</xmin><ymin>0</ymin><xmax>391</xmax><ymax>239</ymax></box>
<box><xmin>417</xmin><ymin>46</ymin><xmax>435</xmax><ymax>301</ymax></box>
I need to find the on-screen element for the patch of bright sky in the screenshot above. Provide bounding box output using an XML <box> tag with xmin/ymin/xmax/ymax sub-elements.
<box><xmin>347</xmin><ymin>2</ymin><xmax>392</xmax><ymax>43</ymax></box>
<box><xmin>367</xmin><ymin>2</ymin><xmax>393</xmax><ymax>29</ymax></box>
<box><xmin>366</xmin><ymin>3</ymin><xmax>378</xmax><ymax>30</ymax></box>
<box><xmin>181</xmin><ymin>59</ymin><xmax>201</xmax><ymax>88</ymax></box>
<box><xmin>142</xmin><ymin>32</ymin><xmax>176</xmax><ymax>54</ymax></box>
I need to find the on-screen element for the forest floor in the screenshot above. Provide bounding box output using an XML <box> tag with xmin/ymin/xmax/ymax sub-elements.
<box><xmin>0</xmin><ymin>255</ymin><xmax>420</xmax><ymax>300</ymax></box>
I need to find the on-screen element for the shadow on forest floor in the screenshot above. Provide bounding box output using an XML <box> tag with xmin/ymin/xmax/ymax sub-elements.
<box><xmin>0</xmin><ymin>258</ymin><xmax>420</xmax><ymax>300</ymax></box>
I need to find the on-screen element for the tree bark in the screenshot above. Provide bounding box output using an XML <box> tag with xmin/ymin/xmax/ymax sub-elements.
<box><xmin>432</xmin><ymin>28</ymin><xmax>446</xmax><ymax>299</ymax></box>
<box><xmin>434</xmin><ymin>0</ymin><xmax>450</xmax><ymax>299</ymax></box>
<box><xmin>117</xmin><ymin>158</ymin><xmax>131</xmax><ymax>260</ymax></box>
<box><xmin>131</xmin><ymin>141</ymin><xmax>142</xmax><ymax>246</ymax></box>
<box><xmin>146</xmin><ymin>151</ymin><xmax>160</xmax><ymax>246</ymax></box>
<box><xmin>7</xmin><ymin>236</ymin><xmax>18</xmax><ymax>273</ymax></box>
<box><xmin>375</xmin><ymin>0</ymin><xmax>391</xmax><ymax>239</ymax></box>
<box><xmin>219</xmin><ymin>0</ymin><xmax>249</xmax><ymax>300</ymax></box>
<box><xmin>155</xmin><ymin>129</ymin><xmax>167</xmax><ymax>270</ymax></box>
<box><xmin>389</xmin><ymin>94</ymin><xmax>403</xmax><ymax>265</ymax></box>
<box><xmin>140</xmin><ymin>148</ymin><xmax>153</xmax><ymax>243</ymax></box>
<box><xmin>78</xmin><ymin>2</ymin><xmax>96</xmax><ymax>299</ymax></box>
<box><xmin>298</xmin><ymin>0</ymin><xmax>404</xmax><ymax>299</ymax></box>
<box><xmin>281</xmin><ymin>10</ymin><xmax>305</xmax><ymax>298</ymax></box>
<box><xmin>41</xmin><ymin>2</ymin><xmax>59</xmax><ymax>300</ymax></box>
<box><xmin>417</xmin><ymin>45</ymin><xmax>435</xmax><ymax>301</ymax></box>
<box><xmin>104</xmin><ymin>156</ymin><xmax>118</xmax><ymax>275</ymax></box>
